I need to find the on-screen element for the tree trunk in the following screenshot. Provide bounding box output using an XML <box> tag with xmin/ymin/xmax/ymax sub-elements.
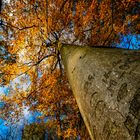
<box><xmin>60</xmin><ymin>45</ymin><xmax>140</xmax><ymax>140</ymax></box>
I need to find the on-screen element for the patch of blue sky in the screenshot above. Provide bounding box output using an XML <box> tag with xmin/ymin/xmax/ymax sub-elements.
<box><xmin>0</xmin><ymin>123</ymin><xmax>22</xmax><ymax>140</ymax></box>
<box><xmin>0</xmin><ymin>75</ymin><xmax>31</xmax><ymax>139</ymax></box>
<box><xmin>116</xmin><ymin>34</ymin><xmax>140</xmax><ymax>50</ymax></box>
<box><xmin>0</xmin><ymin>86</ymin><xmax>10</xmax><ymax>95</ymax></box>
<box><xmin>10</xmin><ymin>74</ymin><xmax>31</xmax><ymax>92</ymax></box>
<box><xmin>0</xmin><ymin>101</ymin><xmax>4</xmax><ymax>108</ymax></box>
<box><xmin>0</xmin><ymin>86</ymin><xmax>9</xmax><ymax>107</ymax></box>
<box><xmin>0</xmin><ymin>120</ymin><xmax>15</xmax><ymax>140</ymax></box>
<box><xmin>0</xmin><ymin>87</ymin><xmax>9</xmax><ymax>138</ymax></box>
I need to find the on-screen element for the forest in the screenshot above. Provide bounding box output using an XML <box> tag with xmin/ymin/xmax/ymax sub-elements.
<box><xmin>0</xmin><ymin>0</ymin><xmax>140</xmax><ymax>139</ymax></box>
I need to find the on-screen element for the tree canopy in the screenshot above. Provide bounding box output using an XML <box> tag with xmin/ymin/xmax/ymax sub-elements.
<box><xmin>0</xmin><ymin>0</ymin><xmax>139</xmax><ymax>139</ymax></box>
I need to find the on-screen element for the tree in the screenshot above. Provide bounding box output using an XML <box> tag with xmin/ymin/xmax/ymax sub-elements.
<box><xmin>22</xmin><ymin>123</ymin><xmax>46</xmax><ymax>140</ymax></box>
<box><xmin>61</xmin><ymin>45</ymin><xmax>140</xmax><ymax>140</ymax></box>
<box><xmin>0</xmin><ymin>0</ymin><xmax>139</xmax><ymax>139</ymax></box>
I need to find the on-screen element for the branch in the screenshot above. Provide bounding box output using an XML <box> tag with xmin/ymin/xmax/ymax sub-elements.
<box><xmin>2</xmin><ymin>54</ymin><xmax>54</xmax><ymax>84</ymax></box>
<box><xmin>51</xmin><ymin>59</ymin><xmax>59</xmax><ymax>72</ymax></box>
<box><xmin>3</xmin><ymin>22</ymin><xmax>38</xmax><ymax>30</ymax></box>
<box><xmin>35</xmin><ymin>54</ymin><xmax>54</xmax><ymax>66</ymax></box>
<box><xmin>102</xmin><ymin>29</ymin><xmax>113</xmax><ymax>46</ymax></box>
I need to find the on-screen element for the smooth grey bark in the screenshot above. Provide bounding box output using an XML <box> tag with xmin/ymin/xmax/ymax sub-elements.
<box><xmin>61</xmin><ymin>45</ymin><xmax>140</xmax><ymax>140</ymax></box>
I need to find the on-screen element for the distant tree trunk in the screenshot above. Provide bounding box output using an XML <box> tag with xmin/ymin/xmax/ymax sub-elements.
<box><xmin>22</xmin><ymin>123</ymin><xmax>46</xmax><ymax>140</ymax></box>
<box><xmin>61</xmin><ymin>45</ymin><xmax>140</xmax><ymax>140</ymax></box>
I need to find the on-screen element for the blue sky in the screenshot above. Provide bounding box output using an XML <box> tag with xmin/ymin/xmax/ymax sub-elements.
<box><xmin>117</xmin><ymin>34</ymin><xmax>140</xmax><ymax>50</ymax></box>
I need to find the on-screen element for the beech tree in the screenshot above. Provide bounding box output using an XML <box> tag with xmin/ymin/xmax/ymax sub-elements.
<box><xmin>0</xmin><ymin>0</ymin><xmax>139</xmax><ymax>139</ymax></box>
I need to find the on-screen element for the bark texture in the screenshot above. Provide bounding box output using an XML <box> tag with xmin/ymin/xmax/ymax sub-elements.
<box><xmin>61</xmin><ymin>45</ymin><xmax>140</xmax><ymax>140</ymax></box>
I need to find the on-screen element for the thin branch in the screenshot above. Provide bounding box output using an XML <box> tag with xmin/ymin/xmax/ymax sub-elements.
<box><xmin>103</xmin><ymin>29</ymin><xmax>113</xmax><ymax>46</ymax></box>
<box><xmin>3</xmin><ymin>22</ymin><xmax>38</xmax><ymax>30</ymax></box>
<box><xmin>35</xmin><ymin>54</ymin><xmax>54</xmax><ymax>66</ymax></box>
<box><xmin>51</xmin><ymin>60</ymin><xmax>59</xmax><ymax>72</ymax></box>
<box><xmin>2</xmin><ymin>54</ymin><xmax>54</xmax><ymax>84</ymax></box>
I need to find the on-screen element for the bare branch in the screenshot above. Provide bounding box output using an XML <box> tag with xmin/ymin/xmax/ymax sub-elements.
<box><xmin>3</xmin><ymin>22</ymin><xmax>38</xmax><ymax>30</ymax></box>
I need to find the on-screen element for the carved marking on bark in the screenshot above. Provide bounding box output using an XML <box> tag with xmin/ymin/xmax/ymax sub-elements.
<box><xmin>104</xmin><ymin>71</ymin><xmax>111</xmax><ymax>79</ymax></box>
<box><xmin>130</xmin><ymin>88</ymin><xmax>140</xmax><ymax>119</ymax></box>
<box><xmin>119</xmin><ymin>63</ymin><xmax>130</xmax><ymax>70</ymax></box>
<box><xmin>124</xmin><ymin>115</ymin><xmax>137</xmax><ymax>136</ymax></box>
<box><xmin>135</xmin><ymin>120</ymin><xmax>140</xmax><ymax>140</ymax></box>
<box><xmin>117</xmin><ymin>83</ymin><xmax>128</xmax><ymax>102</ymax></box>
<box><xmin>88</xmin><ymin>74</ymin><xmax>95</xmax><ymax>81</ymax></box>
<box><xmin>110</xmin><ymin>79</ymin><xmax>117</xmax><ymax>86</ymax></box>
<box><xmin>83</xmin><ymin>74</ymin><xmax>95</xmax><ymax>100</ymax></box>
<box><xmin>103</xmin><ymin>119</ymin><xmax>117</xmax><ymax>140</ymax></box>
<box><xmin>84</xmin><ymin>81</ymin><xmax>92</xmax><ymax>92</ymax></box>
<box><xmin>112</xmin><ymin>60</ymin><xmax>122</xmax><ymax>67</ymax></box>
<box><xmin>117</xmin><ymin>71</ymin><xmax>125</xmax><ymax>79</ymax></box>
<box><xmin>107</xmin><ymin>79</ymin><xmax>117</xmax><ymax>94</ymax></box>
<box><xmin>89</xmin><ymin>93</ymin><xmax>101</xmax><ymax>119</ymax></box>
<box><xmin>102</xmin><ymin>71</ymin><xmax>111</xmax><ymax>84</ymax></box>
<box><xmin>95</xmin><ymin>100</ymin><xmax>105</xmax><ymax>116</ymax></box>
<box><xmin>118</xmin><ymin>57</ymin><xmax>139</xmax><ymax>72</ymax></box>
<box><xmin>90</xmin><ymin>92</ymin><xmax>98</xmax><ymax>107</ymax></box>
<box><xmin>83</xmin><ymin>81</ymin><xmax>98</xmax><ymax>108</ymax></box>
